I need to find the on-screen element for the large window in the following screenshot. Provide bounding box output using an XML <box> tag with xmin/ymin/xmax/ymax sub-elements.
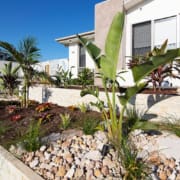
<box><xmin>132</xmin><ymin>16</ymin><xmax>178</xmax><ymax>57</ymax></box>
<box><xmin>132</xmin><ymin>21</ymin><xmax>151</xmax><ymax>56</ymax></box>
<box><xmin>154</xmin><ymin>16</ymin><xmax>177</xmax><ymax>49</ymax></box>
<box><xmin>79</xmin><ymin>44</ymin><xmax>86</xmax><ymax>68</ymax></box>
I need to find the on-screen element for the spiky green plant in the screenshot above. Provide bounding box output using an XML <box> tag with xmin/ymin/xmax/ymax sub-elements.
<box><xmin>23</xmin><ymin>119</ymin><xmax>41</xmax><ymax>152</ymax></box>
<box><xmin>60</xmin><ymin>113</ymin><xmax>71</xmax><ymax>130</ymax></box>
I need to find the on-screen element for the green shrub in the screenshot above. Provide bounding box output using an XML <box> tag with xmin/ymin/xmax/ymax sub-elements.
<box><xmin>120</xmin><ymin>139</ymin><xmax>151</xmax><ymax>180</ymax></box>
<box><xmin>23</xmin><ymin>119</ymin><xmax>41</xmax><ymax>152</ymax></box>
<box><xmin>78</xmin><ymin>102</ymin><xmax>89</xmax><ymax>113</ymax></box>
<box><xmin>60</xmin><ymin>113</ymin><xmax>71</xmax><ymax>130</ymax></box>
<box><xmin>83</xmin><ymin>116</ymin><xmax>100</xmax><ymax>135</ymax></box>
<box><xmin>0</xmin><ymin>122</ymin><xmax>8</xmax><ymax>135</ymax></box>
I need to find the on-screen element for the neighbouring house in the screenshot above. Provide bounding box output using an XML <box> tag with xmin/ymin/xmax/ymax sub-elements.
<box><xmin>56</xmin><ymin>0</ymin><xmax>180</xmax><ymax>87</ymax></box>
<box><xmin>56</xmin><ymin>31</ymin><xmax>95</xmax><ymax>78</ymax></box>
<box><xmin>36</xmin><ymin>58</ymin><xmax>68</xmax><ymax>76</ymax></box>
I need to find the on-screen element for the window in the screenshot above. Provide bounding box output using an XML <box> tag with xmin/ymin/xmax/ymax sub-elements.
<box><xmin>132</xmin><ymin>21</ymin><xmax>151</xmax><ymax>56</ymax></box>
<box><xmin>79</xmin><ymin>44</ymin><xmax>86</xmax><ymax>68</ymax></box>
<box><xmin>154</xmin><ymin>16</ymin><xmax>177</xmax><ymax>49</ymax></box>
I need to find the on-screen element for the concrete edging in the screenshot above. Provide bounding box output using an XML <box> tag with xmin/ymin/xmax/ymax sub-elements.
<box><xmin>0</xmin><ymin>145</ymin><xmax>43</xmax><ymax>180</ymax></box>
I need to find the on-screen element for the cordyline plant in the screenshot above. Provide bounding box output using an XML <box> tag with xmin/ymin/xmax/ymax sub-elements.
<box><xmin>78</xmin><ymin>12</ymin><xmax>180</xmax><ymax>150</ymax></box>
<box><xmin>128</xmin><ymin>40</ymin><xmax>180</xmax><ymax>91</ymax></box>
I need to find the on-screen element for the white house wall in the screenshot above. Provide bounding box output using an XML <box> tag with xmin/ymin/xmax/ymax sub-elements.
<box><xmin>36</xmin><ymin>59</ymin><xmax>68</xmax><ymax>76</ymax></box>
<box><xmin>69</xmin><ymin>44</ymin><xmax>79</xmax><ymax>78</ymax></box>
<box><xmin>125</xmin><ymin>0</ymin><xmax>180</xmax><ymax>87</ymax></box>
<box><xmin>126</xmin><ymin>0</ymin><xmax>180</xmax><ymax>61</ymax></box>
<box><xmin>85</xmin><ymin>50</ymin><xmax>95</xmax><ymax>70</ymax></box>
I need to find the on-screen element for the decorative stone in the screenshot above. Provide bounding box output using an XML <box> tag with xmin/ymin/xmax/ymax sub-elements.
<box><xmin>62</xmin><ymin>141</ymin><xmax>71</xmax><ymax>148</ymax></box>
<box><xmin>44</xmin><ymin>151</ymin><xmax>51</xmax><ymax>160</ymax></box>
<box><xmin>65</xmin><ymin>165</ymin><xmax>75</xmax><ymax>178</ymax></box>
<box><xmin>56</xmin><ymin>166</ymin><xmax>66</xmax><ymax>177</ymax></box>
<box><xmin>148</xmin><ymin>151</ymin><xmax>161</xmax><ymax>165</ymax></box>
<box><xmin>29</xmin><ymin>159</ymin><xmax>39</xmax><ymax>168</ymax></box>
<box><xmin>84</xmin><ymin>150</ymin><xmax>102</xmax><ymax>161</ymax></box>
<box><xmin>169</xmin><ymin>158</ymin><xmax>176</xmax><ymax>169</ymax></box>
<box><xmin>159</xmin><ymin>171</ymin><xmax>167</xmax><ymax>180</ymax></box>
<box><xmin>64</xmin><ymin>153</ymin><xmax>73</xmax><ymax>164</ymax></box>
<box><xmin>40</xmin><ymin>145</ymin><xmax>47</xmax><ymax>152</ymax></box>
<box><xmin>103</xmin><ymin>158</ymin><xmax>115</xmax><ymax>169</ymax></box>
<box><xmin>74</xmin><ymin>168</ymin><xmax>84</xmax><ymax>178</ymax></box>
<box><xmin>26</xmin><ymin>152</ymin><xmax>34</xmax><ymax>162</ymax></box>
<box><xmin>9</xmin><ymin>145</ymin><xmax>16</xmax><ymax>154</ymax></box>
<box><xmin>101</xmin><ymin>166</ymin><xmax>109</xmax><ymax>176</ymax></box>
<box><xmin>176</xmin><ymin>173</ymin><xmax>180</xmax><ymax>180</ymax></box>
<box><xmin>94</xmin><ymin>169</ymin><xmax>102</xmax><ymax>178</ymax></box>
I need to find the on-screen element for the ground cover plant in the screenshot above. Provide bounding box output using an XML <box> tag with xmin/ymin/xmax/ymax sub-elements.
<box><xmin>0</xmin><ymin>100</ymin><xmax>102</xmax><ymax>149</ymax></box>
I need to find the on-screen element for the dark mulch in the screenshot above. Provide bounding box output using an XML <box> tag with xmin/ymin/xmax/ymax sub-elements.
<box><xmin>0</xmin><ymin>101</ymin><xmax>102</xmax><ymax>148</ymax></box>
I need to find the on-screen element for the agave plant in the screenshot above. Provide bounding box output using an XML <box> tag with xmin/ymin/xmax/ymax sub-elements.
<box><xmin>79</xmin><ymin>12</ymin><xmax>180</xmax><ymax>150</ymax></box>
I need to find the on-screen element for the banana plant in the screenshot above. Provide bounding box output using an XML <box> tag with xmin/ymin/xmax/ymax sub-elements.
<box><xmin>79</xmin><ymin>12</ymin><xmax>180</xmax><ymax>149</ymax></box>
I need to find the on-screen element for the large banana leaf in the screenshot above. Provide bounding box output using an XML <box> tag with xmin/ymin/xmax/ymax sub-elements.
<box><xmin>119</xmin><ymin>82</ymin><xmax>147</xmax><ymax>106</ymax></box>
<box><xmin>101</xmin><ymin>12</ymin><xmax>124</xmax><ymax>80</ymax></box>
<box><xmin>78</xmin><ymin>36</ymin><xmax>101</xmax><ymax>68</ymax></box>
<box><xmin>132</xmin><ymin>48</ymin><xmax>180</xmax><ymax>83</ymax></box>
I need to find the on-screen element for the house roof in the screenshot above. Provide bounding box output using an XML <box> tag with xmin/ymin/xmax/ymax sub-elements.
<box><xmin>56</xmin><ymin>31</ymin><xmax>95</xmax><ymax>46</ymax></box>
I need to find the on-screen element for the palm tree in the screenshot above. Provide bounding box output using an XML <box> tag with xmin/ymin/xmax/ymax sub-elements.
<box><xmin>0</xmin><ymin>37</ymin><xmax>40</xmax><ymax>107</ymax></box>
<box><xmin>0</xmin><ymin>62</ymin><xmax>20</xmax><ymax>96</ymax></box>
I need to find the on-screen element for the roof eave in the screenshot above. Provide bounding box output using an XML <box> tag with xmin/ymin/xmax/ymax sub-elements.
<box><xmin>56</xmin><ymin>30</ymin><xmax>95</xmax><ymax>46</ymax></box>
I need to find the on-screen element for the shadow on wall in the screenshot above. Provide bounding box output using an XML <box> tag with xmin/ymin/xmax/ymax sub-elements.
<box><xmin>42</xmin><ymin>87</ymin><xmax>52</xmax><ymax>103</ymax></box>
<box><xmin>129</xmin><ymin>94</ymin><xmax>173</xmax><ymax>120</ymax></box>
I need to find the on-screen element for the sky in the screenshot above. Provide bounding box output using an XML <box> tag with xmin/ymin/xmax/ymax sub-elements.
<box><xmin>0</xmin><ymin>0</ymin><xmax>104</xmax><ymax>61</ymax></box>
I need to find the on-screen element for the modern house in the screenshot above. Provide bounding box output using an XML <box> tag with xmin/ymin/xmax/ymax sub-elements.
<box><xmin>56</xmin><ymin>0</ymin><xmax>180</xmax><ymax>86</ymax></box>
<box><xmin>56</xmin><ymin>31</ymin><xmax>95</xmax><ymax>78</ymax></box>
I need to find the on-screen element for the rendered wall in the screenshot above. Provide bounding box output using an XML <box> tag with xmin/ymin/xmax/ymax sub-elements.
<box><xmin>94</xmin><ymin>0</ymin><xmax>125</xmax><ymax>86</ymax></box>
<box><xmin>29</xmin><ymin>86</ymin><xmax>180</xmax><ymax>122</ymax></box>
<box><xmin>0</xmin><ymin>146</ymin><xmax>43</xmax><ymax>180</ymax></box>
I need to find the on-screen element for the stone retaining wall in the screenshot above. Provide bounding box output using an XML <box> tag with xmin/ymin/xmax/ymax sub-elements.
<box><xmin>29</xmin><ymin>86</ymin><xmax>180</xmax><ymax>121</ymax></box>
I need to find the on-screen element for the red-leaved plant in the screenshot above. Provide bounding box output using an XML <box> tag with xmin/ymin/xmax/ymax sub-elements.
<box><xmin>11</xmin><ymin>114</ymin><xmax>22</xmax><ymax>122</ymax></box>
<box><xmin>6</xmin><ymin>105</ymin><xmax>17</xmax><ymax>114</ymax></box>
<box><xmin>35</xmin><ymin>103</ymin><xmax>52</xmax><ymax>112</ymax></box>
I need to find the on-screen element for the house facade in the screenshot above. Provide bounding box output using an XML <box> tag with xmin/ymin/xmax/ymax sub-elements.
<box><xmin>56</xmin><ymin>31</ymin><xmax>95</xmax><ymax>78</ymax></box>
<box><xmin>56</xmin><ymin>0</ymin><xmax>180</xmax><ymax>87</ymax></box>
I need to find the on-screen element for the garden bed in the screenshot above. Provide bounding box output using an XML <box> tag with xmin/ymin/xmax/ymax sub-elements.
<box><xmin>0</xmin><ymin>100</ymin><xmax>102</xmax><ymax>148</ymax></box>
<box><xmin>0</xmin><ymin>100</ymin><xmax>180</xmax><ymax>179</ymax></box>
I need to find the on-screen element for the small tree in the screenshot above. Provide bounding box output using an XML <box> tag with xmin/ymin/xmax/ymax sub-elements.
<box><xmin>0</xmin><ymin>62</ymin><xmax>20</xmax><ymax>96</ymax></box>
<box><xmin>0</xmin><ymin>37</ymin><xmax>40</xmax><ymax>107</ymax></box>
